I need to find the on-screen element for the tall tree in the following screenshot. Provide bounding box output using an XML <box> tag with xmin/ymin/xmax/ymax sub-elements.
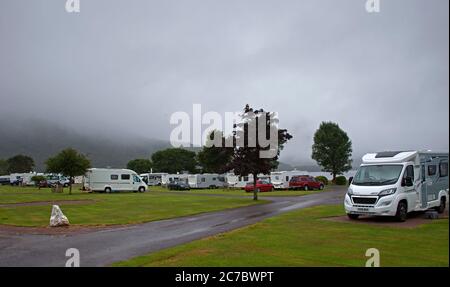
<box><xmin>226</xmin><ymin>105</ymin><xmax>292</xmax><ymax>200</ymax></box>
<box><xmin>127</xmin><ymin>159</ymin><xmax>153</xmax><ymax>174</ymax></box>
<box><xmin>46</xmin><ymin>148</ymin><xmax>91</xmax><ymax>194</ymax></box>
<box><xmin>0</xmin><ymin>159</ymin><xmax>8</xmax><ymax>175</ymax></box>
<box><xmin>312</xmin><ymin>122</ymin><xmax>352</xmax><ymax>182</ymax></box>
<box><xmin>7</xmin><ymin>155</ymin><xmax>35</xmax><ymax>173</ymax></box>
<box><xmin>151</xmin><ymin>148</ymin><xmax>198</xmax><ymax>174</ymax></box>
<box><xmin>197</xmin><ymin>131</ymin><xmax>234</xmax><ymax>173</ymax></box>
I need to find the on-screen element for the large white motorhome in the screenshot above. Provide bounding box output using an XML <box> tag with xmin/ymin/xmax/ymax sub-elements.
<box><xmin>270</xmin><ymin>170</ymin><xmax>309</xmax><ymax>189</ymax></box>
<box><xmin>345</xmin><ymin>151</ymin><xmax>449</xmax><ymax>221</ymax></box>
<box><xmin>188</xmin><ymin>174</ymin><xmax>226</xmax><ymax>189</ymax></box>
<box><xmin>140</xmin><ymin>172</ymin><xmax>168</xmax><ymax>186</ymax></box>
<box><xmin>227</xmin><ymin>173</ymin><xmax>270</xmax><ymax>189</ymax></box>
<box><xmin>83</xmin><ymin>168</ymin><xmax>147</xmax><ymax>193</ymax></box>
<box><xmin>161</xmin><ymin>173</ymin><xmax>189</xmax><ymax>186</ymax></box>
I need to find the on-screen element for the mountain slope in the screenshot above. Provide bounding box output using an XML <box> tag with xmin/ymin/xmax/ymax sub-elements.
<box><xmin>0</xmin><ymin>120</ymin><xmax>169</xmax><ymax>171</ymax></box>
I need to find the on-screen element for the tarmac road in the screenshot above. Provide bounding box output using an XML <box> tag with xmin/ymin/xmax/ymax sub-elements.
<box><xmin>0</xmin><ymin>187</ymin><xmax>347</xmax><ymax>267</ymax></box>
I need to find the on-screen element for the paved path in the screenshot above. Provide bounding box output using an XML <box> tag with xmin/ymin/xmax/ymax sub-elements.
<box><xmin>0</xmin><ymin>188</ymin><xmax>346</xmax><ymax>266</ymax></box>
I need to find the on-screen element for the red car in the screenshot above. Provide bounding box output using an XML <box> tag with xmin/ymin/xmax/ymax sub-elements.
<box><xmin>289</xmin><ymin>176</ymin><xmax>324</xmax><ymax>191</ymax></box>
<box><xmin>244</xmin><ymin>180</ymin><xmax>274</xmax><ymax>192</ymax></box>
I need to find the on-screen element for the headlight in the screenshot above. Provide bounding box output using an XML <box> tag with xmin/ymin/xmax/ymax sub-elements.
<box><xmin>378</xmin><ymin>188</ymin><xmax>397</xmax><ymax>197</ymax></box>
<box><xmin>347</xmin><ymin>187</ymin><xmax>353</xmax><ymax>195</ymax></box>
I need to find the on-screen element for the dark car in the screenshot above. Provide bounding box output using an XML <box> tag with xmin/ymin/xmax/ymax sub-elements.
<box><xmin>0</xmin><ymin>177</ymin><xmax>10</xmax><ymax>185</ymax></box>
<box><xmin>167</xmin><ymin>181</ymin><xmax>190</xmax><ymax>190</ymax></box>
<box><xmin>289</xmin><ymin>176</ymin><xmax>324</xmax><ymax>191</ymax></box>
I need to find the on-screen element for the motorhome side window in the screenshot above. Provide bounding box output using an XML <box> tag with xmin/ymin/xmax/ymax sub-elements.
<box><xmin>201</xmin><ymin>178</ymin><xmax>206</xmax><ymax>182</ymax></box>
<box><xmin>439</xmin><ymin>162</ymin><xmax>448</xmax><ymax>177</ymax></box>
<box><xmin>121</xmin><ymin>174</ymin><xmax>131</xmax><ymax>180</ymax></box>
<box><xmin>404</xmin><ymin>165</ymin><xmax>414</xmax><ymax>180</ymax></box>
<box><xmin>111</xmin><ymin>175</ymin><xmax>119</xmax><ymax>180</ymax></box>
<box><xmin>428</xmin><ymin>165</ymin><xmax>437</xmax><ymax>176</ymax></box>
<box><xmin>286</xmin><ymin>176</ymin><xmax>289</xmax><ymax>181</ymax></box>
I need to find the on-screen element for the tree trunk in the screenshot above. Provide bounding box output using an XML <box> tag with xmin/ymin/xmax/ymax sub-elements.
<box><xmin>332</xmin><ymin>173</ymin><xmax>336</xmax><ymax>184</ymax></box>
<box><xmin>69</xmin><ymin>176</ymin><xmax>73</xmax><ymax>195</ymax></box>
<box><xmin>253</xmin><ymin>173</ymin><xmax>258</xmax><ymax>201</ymax></box>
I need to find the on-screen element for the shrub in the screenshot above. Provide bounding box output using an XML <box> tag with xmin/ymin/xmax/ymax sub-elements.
<box><xmin>315</xmin><ymin>176</ymin><xmax>329</xmax><ymax>185</ymax></box>
<box><xmin>335</xmin><ymin>176</ymin><xmax>347</xmax><ymax>185</ymax></box>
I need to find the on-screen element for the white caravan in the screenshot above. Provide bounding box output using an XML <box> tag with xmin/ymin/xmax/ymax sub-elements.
<box><xmin>270</xmin><ymin>170</ymin><xmax>309</xmax><ymax>189</ymax></box>
<box><xmin>345</xmin><ymin>151</ymin><xmax>449</xmax><ymax>221</ymax></box>
<box><xmin>161</xmin><ymin>174</ymin><xmax>189</xmax><ymax>186</ymax></box>
<box><xmin>83</xmin><ymin>168</ymin><xmax>147</xmax><ymax>193</ymax></box>
<box><xmin>10</xmin><ymin>173</ymin><xmax>36</xmax><ymax>186</ymax></box>
<box><xmin>227</xmin><ymin>174</ymin><xmax>270</xmax><ymax>189</ymax></box>
<box><xmin>140</xmin><ymin>172</ymin><xmax>168</xmax><ymax>186</ymax></box>
<box><xmin>188</xmin><ymin>174</ymin><xmax>226</xmax><ymax>189</ymax></box>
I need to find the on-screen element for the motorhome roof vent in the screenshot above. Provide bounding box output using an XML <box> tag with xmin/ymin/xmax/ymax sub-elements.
<box><xmin>375</xmin><ymin>151</ymin><xmax>405</xmax><ymax>158</ymax></box>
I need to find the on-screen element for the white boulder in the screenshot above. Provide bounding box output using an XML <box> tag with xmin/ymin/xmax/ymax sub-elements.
<box><xmin>49</xmin><ymin>205</ymin><xmax>70</xmax><ymax>227</ymax></box>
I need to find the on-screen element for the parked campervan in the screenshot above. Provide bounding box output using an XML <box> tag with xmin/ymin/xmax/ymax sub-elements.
<box><xmin>161</xmin><ymin>174</ymin><xmax>189</xmax><ymax>186</ymax></box>
<box><xmin>345</xmin><ymin>151</ymin><xmax>449</xmax><ymax>221</ymax></box>
<box><xmin>188</xmin><ymin>174</ymin><xmax>226</xmax><ymax>189</ymax></box>
<box><xmin>140</xmin><ymin>172</ymin><xmax>168</xmax><ymax>186</ymax></box>
<box><xmin>83</xmin><ymin>168</ymin><xmax>147</xmax><ymax>193</ymax></box>
<box><xmin>270</xmin><ymin>170</ymin><xmax>309</xmax><ymax>189</ymax></box>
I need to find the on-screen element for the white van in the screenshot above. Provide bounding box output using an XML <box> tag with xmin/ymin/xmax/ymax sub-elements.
<box><xmin>270</xmin><ymin>170</ymin><xmax>309</xmax><ymax>189</ymax></box>
<box><xmin>83</xmin><ymin>168</ymin><xmax>147</xmax><ymax>193</ymax></box>
<box><xmin>345</xmin><ymin>151</ymin><xmax>448</xmax><ymax>221</ymax></box>
<box><xmin>188</xmin><ymin>174</ymin><xmax>226</xmax><ymax>189</ymax></box>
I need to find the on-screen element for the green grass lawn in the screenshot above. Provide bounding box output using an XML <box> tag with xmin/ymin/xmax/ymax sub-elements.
<box><xmin>152</xmin><ymin>185</ymin><xmax>333</xmax><ymax>197</ymax></box>
<box><xmin>0</xmin><ymin>185</ymin><xmax>266</xmax><ymax>227</ymax></box>
<box><xmin>113</xmin><ymin>205</ymin><xmax>449</xmax><ymax>267</ymax></box>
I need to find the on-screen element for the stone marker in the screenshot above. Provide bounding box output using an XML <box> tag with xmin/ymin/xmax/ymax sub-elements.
<box><xmin>49</xmin><ymin>205</ymin><xmax>70</xmax><ymax>227</ymax></box>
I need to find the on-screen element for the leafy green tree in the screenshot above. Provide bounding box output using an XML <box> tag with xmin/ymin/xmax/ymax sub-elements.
<box><xmin>46</xmin><ymin>148</ymin><xmax>91</xmax><ymax>194</ymax></box>
<box><xmin>312</xmin><ymin>122</ymin><xmax>352</xmax><ymax>182</ymax></box>
<box><xmin>225</xmin><ymin>105</ymin><xmax>292</xmax><ymax>200</ymax></box>
<box><xmin>127</xmin><ymin>159</ymin><xmax>153</xmax><ymax>174</ymax></box>
<box><xmin>0</xmin><ymin>159</ymin><xmax>9</xmax><ymax>175</ymax></box>
<box><xmin>151</xmin><ymin>148</ymin><xmax>198</xmax><ymax>174</ymax></box>
<box><xmin>197</xmin><ymin>131</ymin><xmax>234</xmax><ymax>173</ymax></box>
<box><xmin>7</xmin><ymin>154</ymin><xmax>35</xmax><ymax>173</ymax></box>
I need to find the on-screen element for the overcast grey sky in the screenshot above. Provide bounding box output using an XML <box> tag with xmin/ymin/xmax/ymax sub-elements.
<box><xmin>0</xmin><ymin>0</ymin><xmax>448</xmax><ymax>165</ymax></box>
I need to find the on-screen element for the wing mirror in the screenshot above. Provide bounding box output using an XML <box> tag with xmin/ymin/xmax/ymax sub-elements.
<box><xmin>402</xmin><ymin>177</ymin><xmax>413</xmax><ymax>187</ymax></box>
<box><xmin>348</xmin><ymin>177</ymin><xmax>353</xmax><ymax>185</ymax></box>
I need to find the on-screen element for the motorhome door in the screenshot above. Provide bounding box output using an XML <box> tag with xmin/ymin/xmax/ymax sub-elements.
<box><xmin>421</xmin><ymin>159</ymin><xmax>440</xmax><ymax>208</ymax></box>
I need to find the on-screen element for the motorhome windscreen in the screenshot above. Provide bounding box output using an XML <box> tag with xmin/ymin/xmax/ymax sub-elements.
<box><xmin>352</xmin><ymin>165</ymin><xmax>403</xmax><ymax>186</ymax></box>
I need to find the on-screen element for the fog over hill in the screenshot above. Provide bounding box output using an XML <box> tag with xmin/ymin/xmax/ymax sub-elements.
<box><xmin>0</xmin><ymin>119</ymin><xmax>335</xmax><ymax>173</ymax></box>
<box><xmin>0</xmin><ymin>119</ymin><xmax>169</xmax><ymax>172</ymax></box>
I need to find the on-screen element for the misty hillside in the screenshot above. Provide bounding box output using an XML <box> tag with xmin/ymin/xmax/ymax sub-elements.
<box><xmin>0</xmin><ymin>119</ymin><xmax>345</xmax><ymax>173</ymax></box>
<box><xmin>0</xmin><ymin>120</ymin><xmax>169</xmax><ymax>171</ymax></box>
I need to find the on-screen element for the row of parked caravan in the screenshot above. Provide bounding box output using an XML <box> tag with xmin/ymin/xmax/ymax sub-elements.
<box><xmin>0</xmin><ymin>172</ymin><xmax>81</xmax><ymax>187</ymax></box>
<box><xmin>81</xmin><ymin>168</ymin><xmax>318</xmax><ymax>193</ymax></box>
<box><xmin>140</xmin><ymin>170</ymin><xmax>314</xmax><ymax>190</ymax></box>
